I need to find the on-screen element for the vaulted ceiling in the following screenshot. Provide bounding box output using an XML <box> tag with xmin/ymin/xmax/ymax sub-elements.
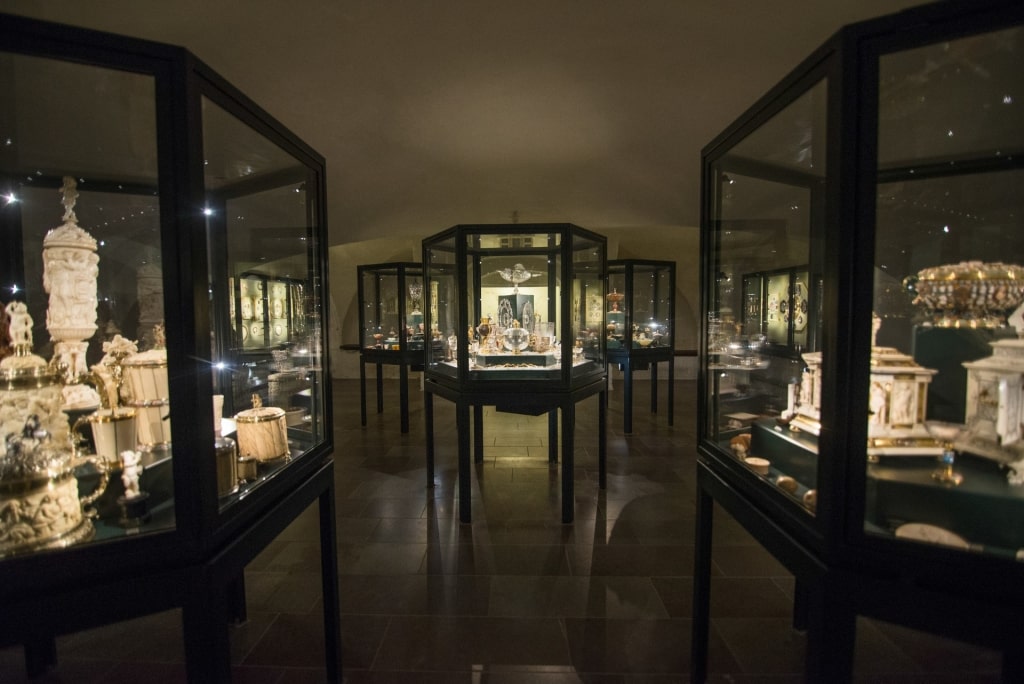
<box><xmin>0</xmin><ymin>0</ymin><xmax>927</xmax><ymax>247</ymax></box>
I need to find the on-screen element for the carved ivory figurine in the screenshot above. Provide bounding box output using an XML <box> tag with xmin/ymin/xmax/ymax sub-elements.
<box><xmin>120</xmin><ymin>450</ymin><xmax>143</xmax><ymax>499</ymax></box>
<box><xmin>42</xmin><ymin>177</ymin><xmax>100</xmax><ymax>410</ymax></box>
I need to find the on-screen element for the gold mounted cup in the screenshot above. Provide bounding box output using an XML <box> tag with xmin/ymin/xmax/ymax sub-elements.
<box><xmin>73</xmin><ymin>407</ymin><xmax>137</xmax><ymax>466</ymax></box>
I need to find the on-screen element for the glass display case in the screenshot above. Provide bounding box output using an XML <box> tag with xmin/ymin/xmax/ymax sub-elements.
<box><xmin>357</xmin><ymin>262</ymin><xmax>424</xmax><ymax>432</ymax></box>
<box><xmin>422</xmin><ymin>224</ymin><xmax>608</xmax><ymax>523</ymax></box>
<box><xmin>606</xmin><ymin>259</ymin><xmax>676</xmax><ymax>433</ymax></box>
<box><xmin>423</xmin><ymin>224</ymin><xmax>607</xmax><ymax>389</ymax></box>
<box><xmin>694</xmin><ymin>1</ymin><xmax>1024</xmax><ymax>681</ymax></box>
<box><xmin>0</xmin><ymin>14</ymin><xmax>338</xmax><ymax>680</ymax></box>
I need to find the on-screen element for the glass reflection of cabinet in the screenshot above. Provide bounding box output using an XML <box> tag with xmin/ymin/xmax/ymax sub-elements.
<box><xmin>742</xmin><ymin>266</ymin><xmax>815</xmax><ymax>352</ymax></box>
<box><xmin>695</xmin><ymin>3</ymin><xmax>1024</xmax><ymax>682</ymax></box>
<box><xmin>704</xmin><ymin>75</ymin><xmax>826</xmax><ymax>509</ymax></box>
<box><xmin>423</xmin><ymin>224</ymin><xmax>607</xmax><ymax>389</ymax></box>
<box><xmin>356</xmin><ymin>262</ymin><xmax>424</xmax><ymax>433</ymax></box>
<box><xmin>0</xmin><ymin>15</ymin><xmax>337</xmax><ymax>680</ymax></box>
<box><xmin>606</xmin><ymin>259</ymin><xmax>675</xmax><ymax>433</ymax></box>
<box><xmin>231</xmin><ymin>274</ymin><xmax>305</xmax><ymax>351</ymax></box>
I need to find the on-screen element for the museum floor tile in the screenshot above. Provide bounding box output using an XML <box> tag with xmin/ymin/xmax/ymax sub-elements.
<box><xmin>0</xmin><ymin>377</ymin><xmax>1004</xmax><ymax>682</ymax></box>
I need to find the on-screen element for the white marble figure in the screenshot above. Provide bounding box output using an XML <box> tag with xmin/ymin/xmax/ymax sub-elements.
<box><xmin>120</xmin><ymin>450</ymin><xmax>143</xmax><ymax>499</ymax></box>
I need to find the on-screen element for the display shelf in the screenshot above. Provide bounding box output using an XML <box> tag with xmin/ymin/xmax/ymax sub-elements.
<box><xmin>422</xmin><ymin>224</ymin><xmax>608</xmax><ymax>522</ymax></box>
<box><xmin>692</xmin><ymin>1</ymin><xmax>1024</xmax><ymax>681</ymax></box>
<box><xmin>0</xmin><ymin>14</ymin><xmax>338</xmax><ymax>681</ymax></box>
<box><xmin>606</xmin><ymin>259</ymin><xmax>675</xmax><ymax>433</ymax></box>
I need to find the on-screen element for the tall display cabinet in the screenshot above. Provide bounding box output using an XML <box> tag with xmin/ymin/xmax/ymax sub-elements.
<box><xmin>357</xmin><ymin>262</ymin><xmax>425</xmax><ymax>433</ymax></box>
<box><xmin>693</xmin><ymin>1</ymin><xmax>1024</xmax><ymax>681</ymax></box>
<box><xmin>606</xmin><ymin>259</ymin><xmax>675</xmax><ymax>433</ymax></box>
<box><xmin>0</xmin><ymin>15</ymin><xmax>339</xmax><ymax>681</ymax></box>
<box><xmin>422</xmin><ymin>224</ymin><xmax>608</xmax><ymax>523</ymax></box>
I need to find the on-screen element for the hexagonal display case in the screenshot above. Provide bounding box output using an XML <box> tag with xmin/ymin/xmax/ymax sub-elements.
<box><xmin>694</xmin><ymin>2</ymin><xmax>1024</xmax><ymax>681</ymax></box>
<box><xmin>606</xmin><ymin>258</ymin><xmax>676</xmax><ymax>433</ymax></box>
<box><xmin>0</xmin><ymin>13</ymin><xmax>338</xmax><ymax>680</ymax></box>
<box><xmin>357</xmin><ymin>262</ymin><xmax>424</xmax><ymax>432</ymax></box>
<box><xmin>421</xmin><ymin>224</ymin><xmax>608</xmax><ymax>523</ymax></box>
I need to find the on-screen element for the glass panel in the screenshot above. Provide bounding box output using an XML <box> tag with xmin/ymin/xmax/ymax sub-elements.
<box><xmin>706</xmin><ymin>78</ymin><xmax>826</xmax><ymax>516</ymax></box>
<box><xmin>203</xmin><ymin>96</ymin><xmax>325</xmax><ymax>511</ymax></box>
<box><xmin>1</xmin><ymin>53</ymin><xmax>172</xmax><ymax>553</ymax></box>
<box><xmin>572</xmin><ymin>234</ymin><xmax>605</xmax><ymax>378</ymax></box>
<box><xmin>425</xmin><ymin>237</ymin><xmax>458</xmax><ymax>378</ymax></box>
<box><xmin>361</xmin><ymin>268</ymin><xmax>386</xmax><ymax>348</ymax></box>
<box><xmin>358</xmin><ymin>265</ymin><xmax>424</xmax><ymax>353</ymax></box>
<box><xmin>474</xmin><ymin>249</ymin><xmax>557</xmax><ymax>373</ymax></box>
<box><xmin>379</xmin><ymin>270</ymin><xmax>401</xmax><ymax>347</ymax></box>
<box><xmin>607</xmin><ymin>267</ymin><xmax>627</xmax><ymax>348</ymax></box>
<box><xmin>425</xmin><ymin>226</ymin><xmax>606</xmax><ymax>386</ymax></box>
<box><xmin>866</xmin><ymin>25</ymin><xmax>1024</xmax><ymax>556</ymax></box>
<box><xmin>730</xmin><ymin>83</ymin><xmax>827</xmax><ymax>173</ymax></box>
<box><xmin>632</xmin><ymin>264</ymin><xmax>673</xmax><ymax>349</ymax></box>
<box><xmin>406</xmin><ymin>271</ymin><xmax>425</xmax><ymax>347</ymax></box>
<box><xmin>878</xmin><ymin>26</ymin><xmax>1024</xmax><ymax>169</ymax></box>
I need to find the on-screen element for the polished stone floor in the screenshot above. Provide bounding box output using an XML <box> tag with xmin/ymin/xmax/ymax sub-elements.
<box><xmin>0</xmin><ymin>376</ymin><xmax>1004</xmax><ymax>682</ymax></box>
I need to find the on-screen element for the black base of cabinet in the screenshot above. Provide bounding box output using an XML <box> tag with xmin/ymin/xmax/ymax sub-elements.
<box><xmin>1</xmin><ymin>460</ymin><xmax>342</xmax><ymax>683</ymax></box>
<box><xmin>691</xmin><ymin>461</ymin><xmax>1024</xmax><ymax>684</ymax></box>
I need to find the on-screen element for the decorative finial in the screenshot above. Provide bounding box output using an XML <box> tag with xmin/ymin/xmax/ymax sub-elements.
<box><xmin>251</xmin><ymin>393</ymin><xmax>262</xmax><ymax>409</ymax></box>
<box><xmin>61</xmin><ymin>176</ymin><xmax>79</xmax><ymax>224</ymax></box>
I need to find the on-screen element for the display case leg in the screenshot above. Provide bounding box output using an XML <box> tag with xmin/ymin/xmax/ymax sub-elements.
<box><xmin>804</xmin><ymin>577</ymin><xmax>855</xmax><ymax>684</ymax></box>
<box><xmin>624</xmin><ymin>359</ymin><xmax>634</xmax><ymax>434</ymax></box>
<box><xmin>359</xmin><ymin>359</ymin><xmax>368</xmax><ymax>427</ymax></box>
<box><xmin>561</xmin><ymin>402</ymin><xmax>575</xmax><ymax>523</ymax></box>
<box><xmin>1004</xmin><ymin>648</ymin><xmax>1024</xmax><ymax>683</ymax></box>
<box><xmin>424</xmin><ymin>391</ymin><xmax>435</xmax><ymax>487</ymax></box>
<box><xmin>23</xmin><ymin>636</ymin><xmax>57</xmax><ymax>678</ymax></box>
<box><xmin>183</xmin><ymin>576</ymin><xmax>231</xmax><ymax>683</ymax></box>
<box><xmin>651</xmin><ymin>361</ymin><xmax>659</xmax><ymax>414</ymax></box>
<box><xmin>458</xmin><ymin>401</ymin><xmax>472</xmax><ymax>523</ymax></box>
<box><xmin>792</xmin><ymin>577</ymin><xmax>809</xmax><ymax>631</ymax></box>
<box><xmin>399</xmin><ymin>363</ymin><xmax>410</xmax><ymax>433</ymax></box>
<box><xmin>598</xmin><ymin>390</ymin><xmax>607</xmax><ymax>490</ymax></box>
<box><xmin>691</xmin><ymin>485</ymin><xmax>714</xmax><ymax>684</ymax></box>
<box><xmin>319</xmin><ymin>478</ymin><xmax>343</xmax><ymax>683</ymax></box>
<box><xmin>227</xmin><ymin>575</ymin><xmax>247</xmax><ymax>624</ymax></box>
<box><xmin>667</xmin><ymin>355</ymin><xmax>674</xmax><ymax>426</ymax></box>
<box><xmin>375</xmin><ymin>362</ymin><xmax>384</xmax><ymax>414</ymax></box>
<box><xmin>473</xmin><ymin>405</ymin><xmax>484</xmax><ymax>463</ymax></box>
<box><xmin>548</xmin><ymin>410</ymin><xmax>558</xmax><ymax>464</ymax></box>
